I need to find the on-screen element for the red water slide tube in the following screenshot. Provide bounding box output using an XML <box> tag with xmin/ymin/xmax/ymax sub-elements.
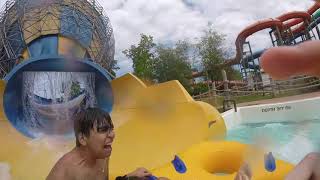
<box><xmin>224</xmin><ymin>19</ymin><xmax>283</xmax><ymax>66</ymax></box>
<box><xmin>277</xmin><ymin>3</ymin><xmax>320</xmax><ymax>35</ymax></box>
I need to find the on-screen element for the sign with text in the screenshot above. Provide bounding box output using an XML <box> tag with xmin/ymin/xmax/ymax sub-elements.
<box><xmin>261</xmin><ymin>105</ymin><xmax>292</xmax><ymax>113</ymax></box>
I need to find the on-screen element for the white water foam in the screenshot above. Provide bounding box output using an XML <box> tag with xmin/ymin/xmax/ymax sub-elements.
<box><xmin>27</xmin><ymin>134</ymin><xmax>74</xmax><ymax>161</ymax></box>
<box><xmin>0</xmin><ymin>163</ymin><xmax>11</xmax><ymax>180</ymax></box>
<box><xmin>276</xmin><ymin>134</ymin><xmax>316</xmax><ymax>164</ymax></box>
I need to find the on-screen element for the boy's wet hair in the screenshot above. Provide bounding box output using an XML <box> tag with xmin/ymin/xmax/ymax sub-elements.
<box><xmin>74</xmin><ymin>107</ymin><xmax>113</xmax><ymax>147</ymax></box>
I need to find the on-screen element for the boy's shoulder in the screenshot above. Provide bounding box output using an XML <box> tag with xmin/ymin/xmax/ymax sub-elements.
<box><xmin>46</xmin><ymin>151</ymin><xmax>76</xmax><ymax>180</ymax></box>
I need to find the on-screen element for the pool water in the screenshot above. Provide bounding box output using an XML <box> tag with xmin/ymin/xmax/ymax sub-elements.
<box><xmin>225</xmin><ymin>120</ymin><xmax>320</xmax><ymax>164</ymax></box>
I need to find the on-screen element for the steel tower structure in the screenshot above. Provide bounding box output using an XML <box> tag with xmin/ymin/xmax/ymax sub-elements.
<box><xmin>0</xmin><ymin>0</ymin><xmax>116</xmax><ymax>78</ymax></box>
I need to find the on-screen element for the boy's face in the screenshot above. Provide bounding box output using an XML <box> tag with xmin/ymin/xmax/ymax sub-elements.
<box><xmin>85</xmin><ymin>122</ymin><xmax>115</xmax><ymax>159</ymax></box>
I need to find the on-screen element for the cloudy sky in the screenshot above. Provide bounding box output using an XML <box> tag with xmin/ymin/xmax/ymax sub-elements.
<box><xmin>0</xmin><ymin>0</ymin><xmax>315</xmax><ymax>76</ymax></box>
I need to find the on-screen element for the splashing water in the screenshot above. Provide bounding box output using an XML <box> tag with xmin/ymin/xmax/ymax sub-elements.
<box><xmin>0</xmin><ymin>163</ymin><xmax>11</xmax><ymax>180</ymax></box>
<box><xmin>22</xmin><ymin>72</ymin><xmax>97</xmax><ymax>137</ymax></box>
<box><xmin>226</xmin><ymin>120</ymin><xmax>320</xmax><ymax>164</ymax></box>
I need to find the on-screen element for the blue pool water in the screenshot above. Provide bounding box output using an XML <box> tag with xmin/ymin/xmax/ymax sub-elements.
<box><xmin>225</xmin><ymin>120</ymin><xmax>320</xmax><ymax>164</ymax></box>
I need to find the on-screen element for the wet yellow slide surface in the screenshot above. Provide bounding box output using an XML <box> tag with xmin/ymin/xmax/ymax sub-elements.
<box><xmin>109</xmin><ymin>74</ymin><xmax>226</xmax><ymax>177</ymax></box>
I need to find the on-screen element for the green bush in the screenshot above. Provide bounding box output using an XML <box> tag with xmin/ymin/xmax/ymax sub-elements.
<box><xmin>192</xmin><ymin>83</ymin><xmax>209</xmax><ymax>95</ymax></box>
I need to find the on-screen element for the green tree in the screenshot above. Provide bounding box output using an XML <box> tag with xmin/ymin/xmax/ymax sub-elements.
<box><xmin>70</xmin><ymin>81</ymin><xmax>81</xmax><ymax>99</ymax></box>
<box><xmin>192</xmin><ymin>83</ymin><xmax>209</xmax><ymax>95</ymax></box>
<box><xmin>226</xmin><ymin>67</ymin><xmax>242</xmax><ymax>80</ymax></box>
<box><xmin>123</xmin><ymin>34</ymin><xmax>156</xmax><ymax>80</ymax></box>
<box><xmin>196</xmin><ymin>26</ymin><xmax>242</xmax><ymax>81</ymax></box>
<box><xmin>197</xmin><ymin>26</ymin><xmax>225</xmax><ymax>81</ymax></box>
<box><xmin>153</xmin><ymin>41</ymin><xmax>193</xmax><ymax>92</ymax></box>
<box><xmin>224</xmin><ymin>49</ymin><xmax>242</xmax><ymax>80</ymax></box>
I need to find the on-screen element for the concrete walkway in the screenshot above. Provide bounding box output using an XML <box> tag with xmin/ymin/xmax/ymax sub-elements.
<box><xmin>238</xmin><ymin>91</ymin><xmax>320</xmax><ymax>107</ymax></box>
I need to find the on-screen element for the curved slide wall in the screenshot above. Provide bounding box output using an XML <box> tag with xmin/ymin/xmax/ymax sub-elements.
<box><xmin>223</xmin><ymin>97</ymin><xmax>320</xmax><ymax>129</ymax></box>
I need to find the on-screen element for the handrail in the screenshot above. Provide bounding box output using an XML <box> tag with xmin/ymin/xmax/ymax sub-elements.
<box><xmin>223</xmin><ymin>99</ymin><xmax>237</xmax><ymax>112</ymax></box>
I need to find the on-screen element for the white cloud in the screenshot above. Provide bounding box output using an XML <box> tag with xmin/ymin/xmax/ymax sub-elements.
<box><xmin>0</xmin><ymin>0</ymin><xmax>315</xmax><ymax>76</ymax></box>
<box><xmin>101</xmin><ymin>0</ymin><xmax>314</xmax><ymax>76</ymax></box>
<box><xmin>101</xmin><ymin>0</ymin><xmax>209</xmax><ymax>76</ymax></box>
<box><xmin>0</xmin><ymin>163</ymin><xmax>11</xmax><ymax>180</ymax></box>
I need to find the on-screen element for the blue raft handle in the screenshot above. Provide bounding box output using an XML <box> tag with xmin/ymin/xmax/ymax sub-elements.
<box><xmin>172</xmin><ymin>155</ymin><xmax>187</xmax><ymax>174</ymax></box>
<box><xmin>264</xmin><ymin>152</ymin><xmax>276</xmax><ymax>172</ymax></box>
<box><xmin>148</xmin><ymin>176</ymin><xmax>158</xmax><ymax>180</ymax></box>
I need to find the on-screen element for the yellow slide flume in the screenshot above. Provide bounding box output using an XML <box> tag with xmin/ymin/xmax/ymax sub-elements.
<box><xmin>109</xmin><ymin>74</ymin><xmax>226</xmax><ymax>177</ymax></box>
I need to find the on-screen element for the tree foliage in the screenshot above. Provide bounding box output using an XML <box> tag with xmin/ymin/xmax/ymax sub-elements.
<box><xmin>123</xmin><ymin>29</ymin><xmax>242</xmax><ymax>95</ymax></box>
<box><xmin>123</xmin><ymin>34</ymin><xmax>155</xmax><ymax>80</ymax></box>
<box><xmin>154</xmin><ymin>41</ymin><xmax>193</xmax><ymax>92</ymax></box>
<box><xmin>192</xmin><ymin>83</ymin><xmax>209</xmax><ymax>95</ymax></box>
<box><xmin>197</xmin><ymin>26</ymin><xmax>241</xmax><ymax>81</ymax></box>
<box><xmin>197</xmin><ymin>26</ymin><xmax>225</xmax><ymax>81</ymax></box>
<box><xmin>70</xmin><ymin>81</ymin><xmax>81</xmax><ymax>99</ymax></box>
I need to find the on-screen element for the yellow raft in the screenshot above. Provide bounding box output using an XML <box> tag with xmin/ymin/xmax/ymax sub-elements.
<box><xmin>151</xmin><ymin>141</ymin><xmax>293</xmax><ymax>180</ymax></box>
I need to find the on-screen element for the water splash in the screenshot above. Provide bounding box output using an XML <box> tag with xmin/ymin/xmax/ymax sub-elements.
<box><xmin>27</xmin><ymin>133</ymin><xmax>74</xmax><ymax>161</ymax></box>
<box><xmin>0</xmin><ymin>163</ymin><xmax>11</xmax><ymax>180</ymax></box>
<box><xmin>226</xmin><ymin>120</ymin><xmax>320</xmax><ymax>164</ymax></box>
<box><xmin>22</xmin><ymin>72</ymin><xmax>97</xmax><ymax>137</ymax></box>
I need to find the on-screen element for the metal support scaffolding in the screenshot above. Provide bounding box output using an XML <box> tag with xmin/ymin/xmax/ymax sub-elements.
<box><xmin>0</xmin><ymin>0</ymin><xmax>116</xmax><ymax>78</ymax></box>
